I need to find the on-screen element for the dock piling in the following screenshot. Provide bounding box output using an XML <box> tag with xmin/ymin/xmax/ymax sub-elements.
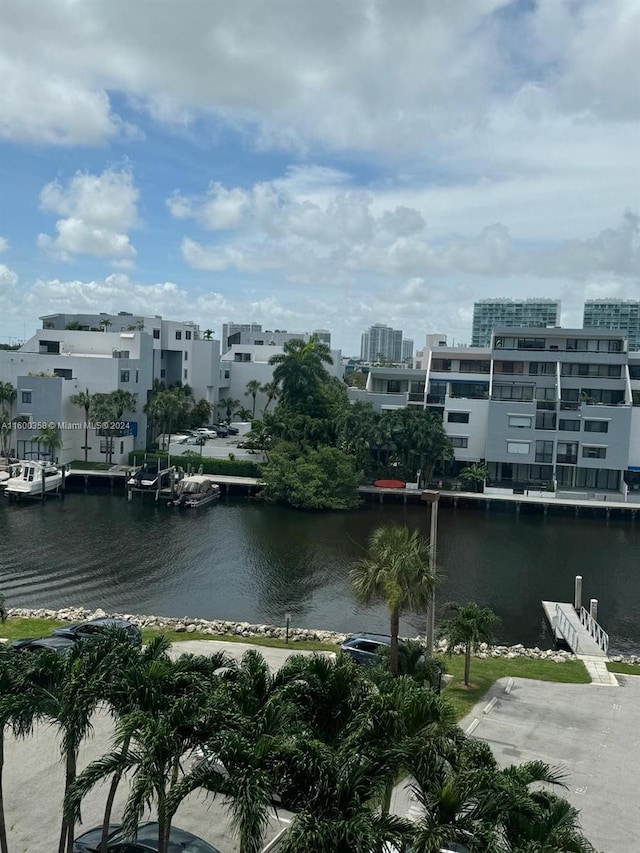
<box><xmin>574</xmin><ymin>575</ymin><xmax>582</xmax><ymax>612</ymax></box>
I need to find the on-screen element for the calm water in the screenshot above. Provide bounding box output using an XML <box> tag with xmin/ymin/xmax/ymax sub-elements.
<box><xmin>1</xmin><ymin>490</ymin><xmax>638</xmax><ymax>654</ymax></box>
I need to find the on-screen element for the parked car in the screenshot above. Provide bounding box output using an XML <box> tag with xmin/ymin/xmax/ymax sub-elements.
<box><xmin>193</xmin><ymin>428</ymin><xmax>218</xmax><ymax>439</ymax></box>
<box><xmin>180</xmin><ymin>436</ymin><xmax>207</xmax><ymax>446</ymax></box>
<box><xmin>73</xmin><ymin>821</ymin><xmax>224</xmax><ymax>852</ymax></box>
<box><xmin>11</xmin><ymin>635</ymin><xmax>77</xmax><ymax>654</ymax></box>
<box><xmin>223</xmin><ymin>424</ymin><xmax>240</xmax><ymax>436</ymax></box>
<box><xmin>52</xmin><ymin>616</ymin><xmax>142</xmax><ymax>648</ymax></box>
<box><xmin>209</xmin><ymin>423</ymin><xmax>229</xmax><ymax>437</ymax></box>
<box><xmin>340</xmin><ymin>632</ymin><xmax>397</xmax><ymax>666</ymax></box>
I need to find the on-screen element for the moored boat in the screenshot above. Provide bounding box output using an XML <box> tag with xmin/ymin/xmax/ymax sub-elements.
<box><xmin>170</xmin><ymin>475</ymin><xmax>220</xmax><ymax>508</ymax></box>
<box><xmin>4</xmin><ymin>459</ymin><xmax>68</xmax><ymax>498</ymax></box>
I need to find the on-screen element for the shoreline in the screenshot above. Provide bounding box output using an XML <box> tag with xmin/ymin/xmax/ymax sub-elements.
<box><xmin>7</xmin><ymin>606</ymin><xmax>640</xmax><ymax>665</ymax></box>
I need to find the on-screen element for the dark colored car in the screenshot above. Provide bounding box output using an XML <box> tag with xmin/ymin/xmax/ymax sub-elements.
<box><xmin>73</xmin><ymin>821</ymin><xmax>223</xmax><ymax>853</ymax></box>
<box><xmin>52</xmin><ymin>617</ymin><xmax>142</xmax><ymax>648</ymax></box>
<box><xmin>11</xmin><ymin>635</ymin><xmax>77</xmax><ymax>654</ymax></box>
<box><xmin>340</xmin><ymin>632</ymin><xmax>396</xmax><ymax>665</ymax></box>
<box><xmin>213</xmin><ymin>423</ymin><xmax>239</xmax><ymax>436</ymax></box>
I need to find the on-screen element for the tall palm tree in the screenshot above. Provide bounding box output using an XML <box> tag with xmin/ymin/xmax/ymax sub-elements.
<box><xmin>202</xmin><ymin>329</ymin><xmax>214</xmax><ymax>341</ymax></box>
<box><xmin>259</xmin><ymin>381</ymin><xmax>279</xmax><ymax>413</ymax></box>
<box><xmin>245</xmin><ymin>380</ymin><xmax>261</xmax><ymax>419</ymax></box>
<box><xmin>350</xmin><ymin>524</ymin><xmax>436</xmax><ymax>676</ymax></box>
<box><xmin>99</xmin><ymin>318</ymin><xmax>112</xmax><ymax>332</ymax></box>
<box><xmin>69</xmin><ymin>389</ymin><xmax>93</xmax><ymax>463</ymax></box>
<box><xmin>0</xmin><ymin>383</ymin><xmax>16</xmax><ymax>457</ymax></box>
<box><xmin>268</xmin><ymin>337</ymin><xmax>333</xmax><ymax>410</ymax></box>
<box><xmin>218</xmin><ymin>397</ymin><xmax>240</xmax><ymax>422</ymax></box>
<box><xmin>439</xmin><ymin>602</ymin><xmax>499</xmax><ymax>687</ymax></box>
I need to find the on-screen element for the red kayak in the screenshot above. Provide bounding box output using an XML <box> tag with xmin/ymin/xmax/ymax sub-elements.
<box><xmin>373</xmin><ymin>479</ymin><xmax>406</xmax><ymax>489</ymax></box>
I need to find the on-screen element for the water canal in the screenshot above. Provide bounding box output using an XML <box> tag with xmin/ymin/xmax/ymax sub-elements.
<box><xmin>1</xmin><ymin>491</ymin><xmax>638</xmax><ymax>654</ymax></box>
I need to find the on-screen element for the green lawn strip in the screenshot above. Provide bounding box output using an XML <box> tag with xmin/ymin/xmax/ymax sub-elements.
<box><xmin>140</xmin><ymin>627</ymin><xmax>337</xmax><ymax>652</ymax></box>
<box><xmin>0</xmin><ymin>617</ymin><xmax>68</xmax><ymax>640</ymax></box>
<box><xmin>607</xmin><ymin>661</ymin><xmax>640</xmax><ymax>676</ymax></box>
<box><xmin>441</xmin><ymin>655</ymin><xmax>591</xmax><ymax>721</ymax></box>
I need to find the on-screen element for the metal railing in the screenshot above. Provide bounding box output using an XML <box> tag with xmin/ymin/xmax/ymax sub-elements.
<box><xmin>554</xmin><ymin>604</ymin><xmax>579</xmax><ymax>653</ymax></box>
<box><xmin>579</xmin><ymin>607</ymin><xmax>609</xmax><ymax>654</ymax></box>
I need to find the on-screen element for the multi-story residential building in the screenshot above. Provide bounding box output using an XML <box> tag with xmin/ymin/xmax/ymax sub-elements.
<box><xmin>0</xmin><ymin>313</ymin><xmax>221</xmax><ymax>464</ymax></box>
<box><xmin>360</xmin><ymin>324</ymin><xmax>403</xmax><ymax>363</ymax></box>
<box><xmin>225</xmin><ymin>329</ymin><xmax>311</xmax><ymax>351</ymax></box>
<box><xmin>472</xmin><ymin>299</ymin><xmax>560</xmax><ymax>347</ymax></box>
<box><xmin>349</xmin><ymin>327</ymin><xmax>639</xmax><ymax>498</ymax></box>
<box><xmin>401</xmin><ymin>339</ymin><xmax>414</xmax><ymax>363</ymax></box>
<box><xmin>583</xmin><ymin>299</ymin><xmax>640</xmax><ymax>351</ymax></box>
<box><xmin>414</xmin><ymin>334</ymin><xmax>448</xmax><ymax>370</ymax></box>
<box><xmin>40</xmin><ymin>312</ymin><xmax>220</xmax><ymax>405</ymax></box>
<box><xmin>221</xmin><ymin>322</ymin><xmax>263</xmax><ymax>353</ymax></box>
<box><xmin>312</xmin><ymin>329</ymin><xmax>332</xmax><ymax>346</ymax></box>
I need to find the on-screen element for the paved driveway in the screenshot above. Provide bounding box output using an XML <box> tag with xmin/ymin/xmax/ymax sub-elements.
<box><xmin>459</xmin><ymin>675</ymin><xmax>640</xmax><ymax>853</ymax></box>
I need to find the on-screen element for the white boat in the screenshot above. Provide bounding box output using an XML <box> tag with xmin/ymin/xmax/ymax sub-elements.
<box><xmin>170</xmin><ymin>475</ymin><xmax>220</xmax><ymax>508</ymax></box>
<box><xmin>4</xmin><ymin>459</ymin><xmax>68</xmax><ymax>498</ymax></box>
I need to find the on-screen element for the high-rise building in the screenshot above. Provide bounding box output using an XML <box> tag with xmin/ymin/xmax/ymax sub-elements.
<box><xmin>312</xmin><ymin>329</ymin><xmax>331</xmax><ymax>346</ymax></box>
<box><xmin>472</xmin><ymin>299</ymin><xmax>560</xmax><ymax>347</ymax></box>
<box><xmin>401</xmin><ymin>339</ymin><xmax>414</xmax><ymax>362</ymax></box>
<box><xmin>360</xmin><ymin>324</ymin><xmax>403</xmax><ymax>363</ymax></box>
<box><xmin>583</xmin><ymin>300</ymin><xmax>640</xmax><ymax>351</ymax></box>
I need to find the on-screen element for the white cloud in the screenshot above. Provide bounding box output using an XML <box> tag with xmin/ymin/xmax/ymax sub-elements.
<box><xmin>38</xmin><ymin>167</ymin><xmax>139</xmax><ymax>260</ymax></box>
<box><xmin>0</xmin><ymin>237</ymin><xmax>8</xmax><ymax>252</ymax></box>
<box><xmin>0</xmin><ymin>264</ymin><xmax>18</xmax><ymax>289</ymax></box>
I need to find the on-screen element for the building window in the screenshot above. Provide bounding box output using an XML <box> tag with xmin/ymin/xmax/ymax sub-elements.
<box><xmin>508</xmin><ymin>415</ymin><xmax>532</xmax><ymax>428</ymax></box>
<box><xmin>584</xmin><ymin>420</ymin><xmax>609</xmax><ymax>433</ymax></box>
<box><xmin>431</xmin><ymin>359</ymin><xmax>451</xmax><ymax>371</ymax></box>
<box><xmin>494</xmin><ymin>361</ymin><xmax>525</xmax><ymax>374</ymax></box>
<box><xmin>120</xmin><ymin>441</ymin><xmax>124</xmax><ymax>454</ymax></box>
<box><xmin>557</xmin><ymin>441</ymin><xmax>578</xmax><ymax>464</ymax></box>
<box><xmin>566</xmin><ymin>338</ymin><xmax>588</xmax><ymax>351</ymax></box>
<box><xmin>387</xmin><ymin>380</ymin><xmax>404</xmax><ymax>393</ymax></box>
<box><xmin>153</xmin><ymin>328</ymin><xmax>160</xmax><ymax>339</ymax></box>
<box><xmin>234</xmin><ymin>352</ymin><xmax>251</xmax><ymax>362</ymax></box>
<box><xmin>507</xmin><ymin>441</ymin><xmax>530</xmax><ymax>455</ymax></box>
<box><xmin>582</xmin><ymin>446</ymin><xmax>606</xmax><ymax>459</ymax></box>
<box><xmin>492</xmin><ymin>384</ymin><xmax>534</xmax><ymax>402</ymax></box>
<box><xmin>53</xmin><ymin>368</ymin><xmax>73</xmax><ymax>380</ymax></box>
<box><xmin>135</xmin><ymin>370</ymin><xmax>139</xmax><ymax>383</ymax></box>
<box><xmin>21</xmin><ymin>391</ymin><xmax>32</xmax><ymax>404</ymax></box>
<box><xmin>450</xmin><ymin>437</ymin><xmax>468</xmax><ymax>448</ymax></box>
<box><xmin>184</xmin><ymin>351</ymin><xmax>188</xmax><ymax>362</ymax></box>
<box><xmin>447</xmin><ymin>412</ymin><xmax>469</xmax><ymax>424</ymax></box>
<box><xmin>535</xmin><ymin>440</ymin><xmax>554</xmax><ymax>463</ymax></box>
<box><xmin>160</xmin><ymin>369</ymin><xmax>166</xmax><ymax>379</ymax></box>
<box><xmin>185</xmin><ymin>330</ymin><xmax>192</xmax><ymax>340</ymax></box>
<box><xmin>535</xmin><ymin>411</ymin><xmax>556</xmax><ymax>430</ymax></box>
<box><xmin>120</xmin><ymin>370</ymin><xmax>130</xmax><ymax>383</ymax></box>
<box><xmin>559</xmin><ymin>419</ymin><xmax>580</xmax><ymax>431</ymax></box>
<box><xmin>184</xmin><ymin>369</ymin><xmax>188</xmax><ymax>380</ymax></box>
<box><xmin>528</xmin><ymin>362</ymin><xmax>556</xmax><ymax>375</ymax></box>
<box><xmin>517</xmin><ymin>338</ymin><xmax>545</xmax><ymax>350</ymax></box>
<box><xmin>175</xmin><ymin>331</ymin><xmax>182</xmax><ymax>340</ymax></box>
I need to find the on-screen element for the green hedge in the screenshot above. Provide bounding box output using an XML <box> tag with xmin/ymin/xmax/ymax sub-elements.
<box><xmin>128</xmin><ymin>451</ymin><xmax>262</xmax><ymax>479</ymax></box>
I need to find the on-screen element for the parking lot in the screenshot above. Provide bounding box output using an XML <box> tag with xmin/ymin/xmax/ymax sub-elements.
<box><xmin>459</xmin><ymin>674</ymin><xmax>640</xmax><ymax>852</ymax></box>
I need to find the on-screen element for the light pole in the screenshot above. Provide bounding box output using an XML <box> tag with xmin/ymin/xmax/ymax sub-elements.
<box><xmin>421</xmin><ymin>489</ymin><xmax>440</xmax><ymax>657</ymax></box>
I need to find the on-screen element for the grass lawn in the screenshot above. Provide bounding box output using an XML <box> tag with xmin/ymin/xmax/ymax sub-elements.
<box><xmin>441</xmin><ymin>655</ymin><xmax>590</xmax><ymax>720</ymax></box>
<box><xmin>607</xmin><ymin>661</ymin><xmax>640</xmax><ymax>676</ymax></box>
<box><xmin>68</xmin><ymin>460</ymin><xmax>113</xmax><ymax>470</ymax></box>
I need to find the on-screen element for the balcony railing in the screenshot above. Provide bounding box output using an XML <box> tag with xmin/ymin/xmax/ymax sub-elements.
<box><xmin>556</xmin><ymin>454</ymin><xmax>578</xmax><ymax>464</ymax></box>
<box><xmin>426</xmin><ymin>394</ymin><xmax>445</xmax><ymax>405</ymax></box>
<box><xmin>560</xmin><ymin>401</ymin><xmax>580</xmax><ymax>411</ymax></box>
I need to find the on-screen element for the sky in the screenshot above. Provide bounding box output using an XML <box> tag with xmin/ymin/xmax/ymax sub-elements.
<box><xmin>0</xmin><ymin>0</ymin><xmax>638</xmax><ymax>355</ymax></box>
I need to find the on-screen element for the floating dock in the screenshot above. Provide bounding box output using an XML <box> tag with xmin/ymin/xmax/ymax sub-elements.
<box><xmin>542</xmin><ymin>600</ymin><xmax>609</xmax><ymax>658</ymax></box>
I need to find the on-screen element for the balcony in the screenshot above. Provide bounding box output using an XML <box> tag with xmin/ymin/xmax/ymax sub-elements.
<box><xmin>556</xmin><ymin>454</ymin><xmax>578</xmax><ymax>465</ymax></box>
<box><xmin>426</xmin><ymin>394</ymin><xmax>445</xmax><ymax>405</ymax></box>
<box><xmin>408</xmin><ymin>392</ymin><xmax>425</xmax><ymax>403</ymax></box>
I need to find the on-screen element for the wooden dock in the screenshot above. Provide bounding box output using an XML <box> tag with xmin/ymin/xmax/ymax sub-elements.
<box><xmin>542</xmin><ymin>600</ymin><xmax>609</xmax><ymax>658</ymax></box>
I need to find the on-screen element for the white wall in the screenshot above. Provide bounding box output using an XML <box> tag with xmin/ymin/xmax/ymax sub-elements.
<box><xmin>443</xmin><ymin>398</ymin><xmax>489</xmax><ymax>462</ymax></box>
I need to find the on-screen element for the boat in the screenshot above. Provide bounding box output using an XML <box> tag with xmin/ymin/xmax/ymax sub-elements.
<box><xmin>0</xmin><ymin>457</ymin><xmax>20</xmax><ymax>489</ymax></box>
<box><xmin>4</xmin><ymin>459</ymin><xmax>68</xmax><ymax>498</ymax></box>
<box><xmin>169</xmin><ymin>475</ymin><xmax>220</xmax><ymax>508</ymax></box>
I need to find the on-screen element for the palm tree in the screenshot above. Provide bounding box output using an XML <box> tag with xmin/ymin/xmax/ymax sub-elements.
<box><xmin>439</xmin><ymin>602</ymin><xmax>499</xmax><ymax>687</ymax></box>
<box><xmin>235</xmin><ymin>406</ymin><xmax>253</xmax><ymax>422</ymax></box>
<box><xmin>259</xmin><ymin>381</ymin><xmax>279</xmax><ymax>413</ymax></box>
<box><xmin>218</xmin><ymin>397</ymin><xmax>240</xmax><ymax>422</ymax></box>
<box><xmin>99</xmin><ymin>318</ymin><xmax>112</xmax><ymax>332</ymax></box>
<box><xmin>69</xmin><ymin>388</ymin><xmax>93</xmax><ymax>463</ymax></box>
<box><xmin>0</xmin><ymin>383</ymin><xmax>16</xmax><ymax>457</ymax></box>
<box><xmin>245</xmin><ymin>380</ymin><xmax>261</xmax><ymax>418</ymax></box>
<box><xmin>0</xmin><ymin>596</ymin><xmax>6</xmax><ymax>624</ymax></box>
<box><xmin>268</xmin><ymin>337</ymin><xmax>333</xmax><ymax>410</ymax></box>
<box><xmin>202</xmin><ymin>329</ymin><xmax>214</xmax><ymax>341</ymax></box>
<box><xmin>350</xmin><ymin>524</ymin><xmax>436</xmax><ymax>676</ymax></box>
<box><xmin>458</xmin><ymin>462</ymin><xmax>488</xmax><ymax>493</ymax></box>
<box><xmin>34</xmin><ymin>424</ymin><xmax>63</xmax><ymax>462</ymax></box>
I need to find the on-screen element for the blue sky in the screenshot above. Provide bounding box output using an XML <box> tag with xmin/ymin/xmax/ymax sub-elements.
<box><xmin>1</xmin><ymin>0</ymin><xmax>638</xmax><ymax>354</ymax></box>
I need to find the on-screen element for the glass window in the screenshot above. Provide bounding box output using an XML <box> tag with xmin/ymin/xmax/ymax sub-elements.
<box><xmin>431</xmin><ymin>359</ymin><xmax>451</xmax><ymax>371</ymax></box>
<box><xmin>185</xmin><ymin>330</ymin><xmax>192</xmax><ymax>340</ymax></box>
<box><xmin>184</xmin><ymin>351</ymin><xmax>188</xmax><ymax>362</ymax></box>
<box><xmin>535</xmin><ymin>386</ymin><xmax>556</xmax><ymax>401</ymax></box>
<box><xmin>184</xmin><ymin>369</ymin><xmax>188</xmax><ymax>380</ymax></box>
<box><xmin>120</xmin><ymin>370</ymin><xmax>130</xmax><ymax>383</ymax></box>
<box><xmin>559</xmin><ymin>419</ymin><xmax>580</xmax><ymax>431</ymax></box>
<box><xmin>582</xmin><ymin>446</ymin><xmax>606</xmax><ymax>459</ymax></box>
<box><xmin>535</xmin><ymin>440</ymin><xmax>553</xmax><ymax>463</ymax></box>
<box><xmin>516</xmin><ymin>338</ymin><xmax>545</xmax><ymax>350</ymax></box>
<box><xmin>153</xmin><ymin>328</ymin><xmax>160</xmax><ymax>339</ymax></box>
<box><xmin>450</xmin><ymin>436</ymin><xmax>468</xmax><ymax>448</ymax></box>
<box><xmin>508</xmin><ymin>415</ymin><xmax>532</xmax><ymax>428</ymax></box>
<box><xmin>160</xmin><ymin>369</ymin><xmax>166</xmax><ymax>379</ymax></box>
<box><xmin>507</xmin><ymin>441</ymin><xmax>530</xmax><ymax>455</ymax></box>
<box><xmin>535</xmin><ymin>411</ymin><xmax>556</xmax><ymax>430</ymax></box>
<box><xmin>21</xmin><ymin>391</ymin><xmax>32</xmax><ymax>404</ymax></box>
<box><xmin>175</xmin><ymin>330</ymin><xmax>182</xmax><ymax>340</ymax></box>
<box><xmin>556</xmin><ymin>441</ymin><xmax>578</xmax><ymax>463</ymax></box>
<box><xmin>447</xmin><ymin>412</ymin><xmax>469</xmax><ymax>423</ymax></box>
<box><xmin>584</xmin><ymin>420</ymin><xmax>609</xmax><ymax>433</ymax></box>
<box><xmin>494</xmin><ymin>361</ymin><xmax>524</xmax><ymax>374</ymax></box>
